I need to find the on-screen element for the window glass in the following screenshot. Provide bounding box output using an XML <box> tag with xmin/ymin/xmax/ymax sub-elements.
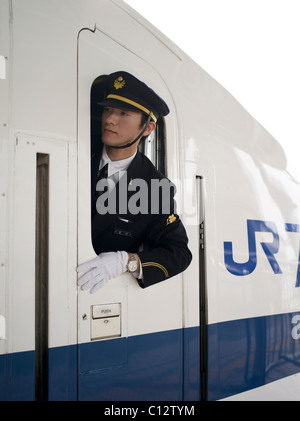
<box><xmin>138</xmin><ymin>117</ymin><xmax>166</xmax><ymax>175</ymax></box>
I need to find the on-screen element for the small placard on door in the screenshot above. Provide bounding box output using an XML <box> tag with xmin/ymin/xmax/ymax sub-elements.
<box><xmin>91</xmin><ymin>304</ymin><xmax>121</xmax><ymax>340</ymax></box>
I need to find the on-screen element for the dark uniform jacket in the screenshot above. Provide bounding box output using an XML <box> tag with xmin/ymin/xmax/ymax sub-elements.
<box><xmin>91</xmin><ymin>148</ymin><xmax>192</xmax><ymax>288</ymax></box>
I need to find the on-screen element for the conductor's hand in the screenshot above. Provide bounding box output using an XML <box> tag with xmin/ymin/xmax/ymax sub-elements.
<box><xmin>77</xmin><ymin>251</ymin><xmax>128</xmax><ymax>294</ymax></box>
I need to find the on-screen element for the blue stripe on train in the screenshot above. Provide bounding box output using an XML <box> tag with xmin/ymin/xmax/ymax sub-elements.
<box><xmin>0</xmin><ymin>312</ymin><xmax>299</xmax><ymax>400</ymax></box>
<box><xmin>0</xmin><ymin>328</ymin><xmax>199</xmax><ymax>401</ymax></box>
<box><xmin>208</xmin><ymin>312</ymin><xmax>300</xmax><ymax>400</ymax></box>
<box><xmin>0</xmin><ymin>344</ymin><xmax>78</xmax><ymax>401</ymax></box>
<box><xmin>78</xmin><ymin>327</ymin><xmax>199</xmax><ymax>401</ymax></box>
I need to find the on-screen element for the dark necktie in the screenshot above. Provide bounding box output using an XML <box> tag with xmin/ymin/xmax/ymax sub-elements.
<box><xmin>97</xmin><ymin>163</ymin><xmax>108</xmax><ymax>182</ymax></box>
<box><xmin>93</xmin><ymin>163</ymin><xmax>108</xmax><ymax>215</ymax></box>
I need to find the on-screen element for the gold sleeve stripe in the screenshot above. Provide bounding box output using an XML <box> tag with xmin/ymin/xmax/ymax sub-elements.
<box><xmin>106</xmin><ymin>94</ymin><xmax>157</xmax><ymax>123</ymax></box>
<box><xmin>142</xmin><ymin>262</ymin><xmax>169</xmax><ymax>278</ymax></box>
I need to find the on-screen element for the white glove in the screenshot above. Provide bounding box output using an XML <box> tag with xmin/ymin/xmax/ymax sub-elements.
<box><xmin>77</xmin><ymin>251</ymin><xmax>128</xmax><ymax>294</ymax></box>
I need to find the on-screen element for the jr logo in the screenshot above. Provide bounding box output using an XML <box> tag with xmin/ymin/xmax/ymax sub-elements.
<box><xmin>224</xmin><ymin>219</ymin><xmax>300</xmax><ymax>287</ymax></box>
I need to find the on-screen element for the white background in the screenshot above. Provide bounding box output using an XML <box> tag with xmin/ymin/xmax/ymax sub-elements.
<box><xmin>125</xmin><ymin>0</ymin><xmax>300</xmax><ymax>181</ymax></box>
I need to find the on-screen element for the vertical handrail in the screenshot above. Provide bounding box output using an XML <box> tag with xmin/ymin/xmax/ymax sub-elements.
<box><xmin>35</xmin><ymin>153</ymin><xmax>49</xmax><ymax>401</ymax></box>
<box><xmin>196</xmin><ymin>176</ymin><xmax>207</xmax><ymax>401</ymax></box>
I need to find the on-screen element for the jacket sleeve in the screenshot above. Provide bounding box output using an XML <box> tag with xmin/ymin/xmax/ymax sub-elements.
<box><xmin>137</xmin><ymin>210</ymin><xmax>192</xmax><ymax>288</ymax></box>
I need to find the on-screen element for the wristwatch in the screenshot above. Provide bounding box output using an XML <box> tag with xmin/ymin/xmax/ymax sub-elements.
<box><xmin>127</xmin><ymin>253</ymin><xmax>138</xmax><ymax>273</ymax></box>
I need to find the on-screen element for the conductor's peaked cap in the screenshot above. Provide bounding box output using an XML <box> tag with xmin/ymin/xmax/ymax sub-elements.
<box><xmin>98</xmin><ymin>71</ymin><xmax>170</xmax><ymax>123</ymax></box>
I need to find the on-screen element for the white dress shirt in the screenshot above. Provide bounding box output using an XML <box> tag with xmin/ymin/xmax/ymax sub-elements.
<box><xmin>99</xmin><ymin>148</ymin><xmax>137</xmax><ymax>185</ymax></box>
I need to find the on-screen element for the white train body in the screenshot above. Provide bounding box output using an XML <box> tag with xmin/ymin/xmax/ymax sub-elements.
<box><xmin>0</xmin><ymin>0</ymin><xmax>300</xmax><ymax>401</ymax></box>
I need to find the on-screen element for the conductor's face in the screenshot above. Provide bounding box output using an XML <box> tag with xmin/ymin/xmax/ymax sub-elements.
<box><xmin>101</xmin><ymin>106</ymin><xmax>143</xmax><ymax>147</ymax></box>
<box><xmin>101</xmin><ymin>106</ymin><xmax>155</xmax><ymax>149</ymax></box>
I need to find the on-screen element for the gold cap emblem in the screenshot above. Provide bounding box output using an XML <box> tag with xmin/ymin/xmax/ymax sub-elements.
<box><xmin>166</xmin><ymin>214</ymin><xmax>176</xmax><ymax>226</ymax></box>
<box><xmin>114</xmin><ymin>76</ymin><xmax>126</xmax><ymax>90</ymax></box>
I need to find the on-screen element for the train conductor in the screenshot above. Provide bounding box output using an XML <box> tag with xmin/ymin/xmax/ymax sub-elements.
<box><xmin>77</xmin><ymin>71</ymin><xmax>192</xmax><ymax>293</ymax></box>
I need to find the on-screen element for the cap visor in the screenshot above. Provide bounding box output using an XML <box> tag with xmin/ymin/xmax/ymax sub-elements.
<box><xmin>98</xmin><ymin>98</ymin><xmax>143</xmax><ymax>113</ymax></box>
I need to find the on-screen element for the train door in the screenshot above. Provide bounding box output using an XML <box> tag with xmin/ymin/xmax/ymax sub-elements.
<box><xmin>4</xmin><ymin>134</ymin><xmax>77</xmax><ymax>401</ymax></box>
<box><xmin>77</xmin><ymin>27</ymin><xmax>196</xmax><ymax>400</ymax></box>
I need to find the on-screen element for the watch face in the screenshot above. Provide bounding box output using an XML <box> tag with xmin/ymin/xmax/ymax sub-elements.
<box><xmin>128</xmin><ymin>260</ymin><xmax>138</xmax><ymax>272</ymax></box>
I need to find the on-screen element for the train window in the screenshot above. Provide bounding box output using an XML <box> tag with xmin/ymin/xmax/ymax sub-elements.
<box><xmin>90</xmin><ymin>75</ymin><xmax>107</xmax><ymax>166</ymax></box>
<box><xmin>90</xmin><ymin>75</ymin><xmax>167</xmax><ymax>254</ymax></box>
<box><xmin>90</xmin><ymin>75</ymin><xmax>166</xmax><ymax>175</ymax></box>
<box><xmin>138</xmin><ymin>117</ymin><xmax>166</xmax><ymax>175</ymax></box>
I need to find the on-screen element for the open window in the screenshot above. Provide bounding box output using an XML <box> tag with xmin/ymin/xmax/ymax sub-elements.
<box><xmin>138</xmin><ymin>116</ymin><xmax>166</xmax><ymax>175</ymax></box>
<box><xmin>90</xmin><ymin>75</ymin><xmax>166</xmax><ymax>175</ymax></box>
